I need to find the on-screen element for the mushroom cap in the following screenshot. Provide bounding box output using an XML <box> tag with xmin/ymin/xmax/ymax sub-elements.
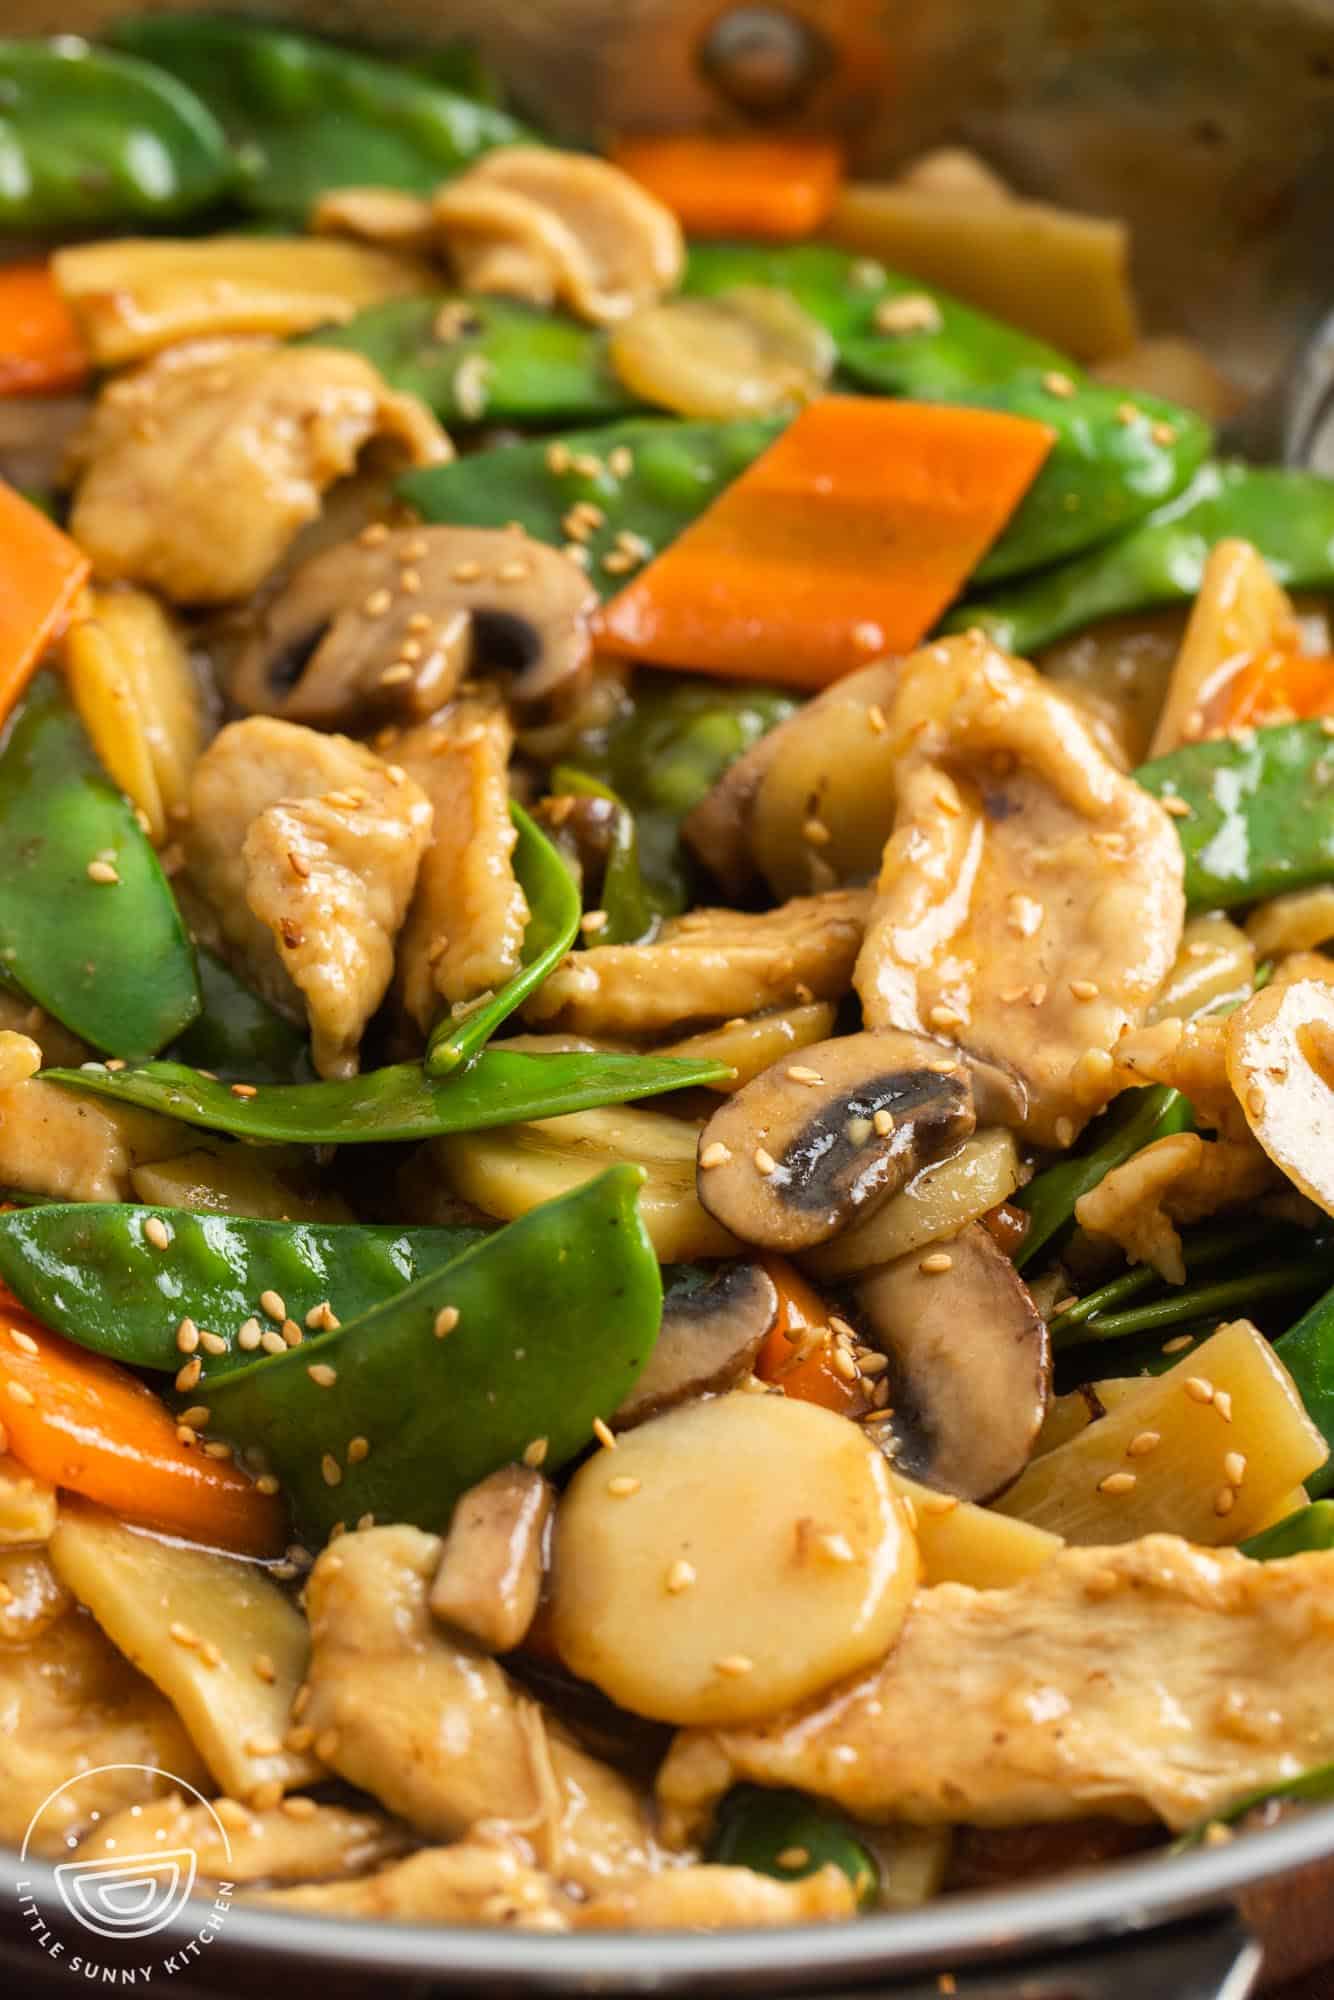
<box><xmin>611</xmin><ymin>1261</ymin><xmax>778</xmax><ymax>1429</ymax></box>
<box><xmin>229</xmin><ymin>524</ymin><xmax>597</xmax><ymax>726</ymax></box>
<box><xmin>695</xmin><ymin>1030</ymin><xmax>979</xmax><ymax>1253</ymax></box>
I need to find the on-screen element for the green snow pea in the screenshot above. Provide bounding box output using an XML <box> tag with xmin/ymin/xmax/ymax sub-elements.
<box><xmin>170</xmin><ymin>948</ymin><xmax>310</xmax><ymax>1085</ymax></box>
<box><xmin>43</xmin><ymin>1045</ymin><xmax>729</xmax><ymax>1146</ymax></box>
<box><xmin>0</xmin><ymin>1202</ymin><xmax>486</xmax><ymax>1376</ymax></box>
<box><xmin>425</xmin><ymin>803</ymin><xmax>580</xmax><ymax>1077</ymax></box>
<box><xmin>109</xmin><ymin>14</ymin><xmax>531</xmax><ymax>219</ymax></box>
<box><xmin>1014</xmin><ymin>1086</ymin><xmax>1192</xmax><ymax>1271</ymax></box>
<box><xmin>708</xmin><ymin>1787</ymin><xmax>879</xmax><ymax>1910</ymax></box>
<box><xmin>1277</xmin><ymin>1283</ymin><xmax>1334</xmax><ymax>1499</ymax></box>
<box><xmin>1136</xmin><ymin>721</ymin><xmax>1334</xmax><ymax>912</ymax></box>
<box><xmin>683</xmin><ymin>241</ymin><xmax>1063</xmax><ymax>390</ymax></box>
<box><xmin>401</xmin><ymin>35</ymin><xmax>509</xmax><ymax>108</ymax></box>
<box><xmin>952</xmin><ymin>462</ymin><xmax>1334</xmax><ymax>654</ymax></box>
<box><xmin>1241</xmin><ymin>1501</ymin><xmax>1334</xmax><ymax>1560</ymax></box>
<box><xmin>0</xmin><ymin>672</ymin><xmax>199</xmax><ymax>1061</ymax></box>
<box><xmin>303</xmin><ymin>296</ymin><xmax>639</xmax><ymax>428</ymax></box>
<box><xmin>1051</xmin><ymin>1255</ymin><xmax>1334</xmax><ymax>1347</ymax></box>
<box><xmin>0</xmin><ymin>36</ymin><xmax>233</xmax><ymax>230</ymax></box>
<box><xmin>549</xmin><ymin>767</ymin><xmax>659</xmax><ymax>944</ymax></box>
<box><xmin>205</xmin><ymin>1165</ymin><xmax>661</xmax><ymax>1539</ymax></box>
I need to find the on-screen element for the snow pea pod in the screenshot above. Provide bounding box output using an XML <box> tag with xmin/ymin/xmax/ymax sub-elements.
<box><xmin>1277</xmin><ymin>1282</ymin><xmax>1334</xmax><ymax>1499</ymax></box>
<box><xmin>0</xmin><ymin>671</ymin><xmax>199</xmax><ymax>1061</ymax></box>
<box><xmin>708</xmin><ymin>1786</ymin><xmax>879</xmax><ymax>1910</ymax></box>
<box><xmin>952</xmin><ymin>462</ymin><xmax>1334</xmax><ymax>653</ymax></box>
<box><xmin>204</xmin><ymin>1165</ymin><xmax>661</xmax><ymax>1540</ymax></box>
<box><xmin>1241</xmin><ymin>1500</ymin><xmax>1334</xmax><ymax>1560</ymax></box>
<box><xmin>0</xmin><ymin>36</ymin><xmax>233</xmax><ymax>231</ymax></box>
<box><xmin>0</xmin><ymin>1202</ymin><xmax>485</xmax><ymax>1376</ymax></box>
<box><xmin>302</xmin><ymin>296</ymin><xmax>639</xmax><ymax>428</ymax></box>
<box><xmin>549</xmin><ymin>767</ymin><xmax>659</xmax><ymax>944</ymax></box>
<box><xmin>425</xmin><ymin>802</ymin><xmax>580</xmax><ymax>1077</ymax></box>
<box><xmin>1136</xmin><ymin>721</ymin><xmax>1334</xmax><ymax>912</ymax></box>
<box><xmin>170</xmin><ymin>948</ymin><xmax>310</xmax><ymax>1085</ymax></box>
<box><xmin>109</xmin><ymin>14</ymin><xmax>531</xmax><ymax>219</ymax></box>
<box><xmin>43</xmin><ymin>1045</ymin><xmax>730</xmax><ymax>1146</ymax></box>
<box><xmin>1014</xmin><ymin>1086</ymin><xmax>1192</xmax><ymax>1271</ymax></box>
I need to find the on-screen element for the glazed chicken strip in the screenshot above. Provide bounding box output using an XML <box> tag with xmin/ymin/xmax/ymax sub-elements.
<box><xmin>186</xmin><ymin>717</ymin><xmax>432</xmax><ymax>1077</ymax></box>
<box><xmin>67</xmin><ymin>336</ymin><xmax>448</xmax><ymax>604</ymax></box>
<box><xmin>301</xmin><ymin>1526</ymin><xmax>660</xmax><ymax>1895</ymax></box>
<box><xmin>1075</xmin><ymin>1130</ymin><xmax>1279</xmax><ymax>1283</ymax></box>
<box><xmin>1111</xmin><ymin>1015</ymin><xmax>1251</xmax><ymax>1140</ymax></box>
<box><xmin>0</xmin><ymin>1076</ymin><xmax>182</xmax><ymax>1204</ymax></box>
<box><xmin>658</xmin><ymin>1537</ymin><xmax>1334</xmax><ymax>1838</ymax></box>
<box><xmin>76</xmin><ymin>1795</ymin><xmax>412</xmax><ymax>1887</ymax></box>
<box><xmin>395</xmin><ymin>696</ymin><xmax>529</xmax><ymax>1033</ymax></box>
<box><xmin>523</xmin><ymin>888</ymin><xmax>872</xmax><ymax>1038</ymax></box>
<box><xmin>854</xmin><ymin>633</ymin><xmax>1184</xmax><ymax>1147</ymax></box>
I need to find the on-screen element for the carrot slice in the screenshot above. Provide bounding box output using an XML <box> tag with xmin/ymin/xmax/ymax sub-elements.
<box><xmin>0</xmin><ymin>1302</ymin><xmax>286</xmax><ymax>1557</ymax></box>
<box><xmin>0</xmin><ymin>478</ymin><xmax>90</xmax><ymax>726</ymax></box>
<box><xmin>1216</xmin><ymin>650</ymin><xmax>1334</xmax><ymax>732</ymax></box>
<box><xmin>755</xmin><ymin>1258</ymin><xmax>868</xmax><ymax>1417</ymax></box>
<box><xmin>594</xmin><ymin>397</ymin><xmax>1055</xmax><ymax>687</ymax></box>
<box><xmin>0</xmin><ymin>265</ymin><xmax>89</xmax><ymax>394</ymax></box>
<box><xmin>611</xmin><ymin>135</ymin><xmax>844</xmax><ymax>241</ymax></box>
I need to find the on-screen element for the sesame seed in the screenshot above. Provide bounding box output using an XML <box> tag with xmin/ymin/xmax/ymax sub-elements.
<box><xmin>873</xmin><ymin>292</ymin><xmax>942</xmax><ymax>336</ymax></box>
<box><xmin>363</xmin><ymin>588</ymin><xmax>392</xmax><ymax>617</ymax></box>
<box><xmin>607</xmin><ymin>445</ymin><xmax>634</xmax><ymax>478</ymax></box>
<box><xmin>592</xmin><ymin>1417</ymin><xmax>617</xmax><ymax>1451</ymax></box>
<box><xmin>1115</xmin><ymin>400</ymin><xmax>1142</xmax><ymax>425</ymax></box>
<box><xmin>175</xmin><ymin>1357</ymin><xmax>202</xmax><ymax>1393</ymax></box>
<box><xmin>282</xmin><ymin>1319</ymin><xmax>303</xmax><ymax>1347</ymax></box>
<box><xmin>198</xmin><ymin>1640</ymin><xmax>221</xmax><ymax>1666</ymax></box>
<box><xmin>1224</xmin><ymin>1451</ymin><xmax>1247</xmax><ymax>1487</ymax></box>
<box><xmin>607</xmin><ymin>1475</ymin><xmax>641</xmax><ymax>1497</ymax></box>
<box><xmin>230</xmin><ymin>1082</ymin><xmax>258</xmax><ymax>1100</ymax></box>
<box><xmin>1162</xmin><ymin>1334</ymin><xmax>1194</xmax><ymax>1354</ymax></box>
<box><xmin>1151</xmin><ymin>420</ymin><xmax>1178</xmax><ymax>445</ymax></box>
<box><xmin>434</xmin><ymin>1305</ymin><xmax>460</xmax><ymax>1339</ymax></box>
<box><xmin>358</xmin><ymin>521</ymin><xmax>389</xmax><ymax>547</ymax></box>
<box><xmin>802</xmin><ymin>815</ymin><xmax>832</xmax><ymax>846</ymax></box>
<box><xmin>245</xmin><ymin>1733</ymin><xmax>283</xmax><ymax>1759</ymax></box>
<box><xmin>866</xmin><ymin>703</ymin><xmax>887</xmax><ymax>734</ymax></box>
<box><xmin>176</xmin><ymin>1318</ymin><xmax>200</xmax><ymax>1354</ymax></box>
<box><xmin>281</xmin><ymin>1794</ymin><xmax>318</xmax><ymax>1820</ymax></box>
<box><xmin>700</xmin><ymin>1141</ymin><xmax>732</xmax><ymax>1169</ymax></box>
<box><xmin>602</xmin><ymin>549</ymin><xmax>636</xmax><ymax>574</ymax></box>
<box><xmin>522</xmin><ymin>1436</ymin><xmax>549</xmax><ymax>1468</ymax></box>
<box><xmin>203</xmin><ymin>1440</ymin><xmax>232</xmax><ymax>1459</ymax></box>
<box><xmin>314</xmin><ymin>1729</ymin><xmax>341</xmax><ymax>1764</ymax></box>
<box><xmin>1127</xmin><ymin>1430</ymin><xmax>1161</xmax><ymax>1457</ymax></box>
<box><xmin>347</xmin><ymin>1436</ymin><xmax>369</xmax><ymax>1464</ymax></box>
<box><xmin>379</xmin><ymin>662</ymin><xmax>415</xmax><ymax>687</ymax></box>
<box><xmin>1161</xmin><ymin>794</ymin><xmax>1191</xmax><ymax>818</ymax></box>
<box><xmin>545</xmin><ymin>441</ymin><xmax>572</xmax><ymax>475</ymax></box>
<box><xmin>919</xmin><ymin>1252</ymin><xmax>953</xmax><ymax>1274</ymax></box>
<box><xmin>321</xmin><ymin>1454</ymin><xmax>342</xmax><ymax>1487</ymax></box>
<box><xmin>580</xmin><ymin>909</ymin><xmax>609</xmax><ymax>934</ymax></box>
<box><xmin>168</xmin><ymin>1621</ymin><xmax>199</xmax><ymax>1649</ymax></box>
<box><xmin>260</xmin><ymin>1328</ymin><xmax>286</xmax><ymax>1357</ymax></box>
<box><xmin>179</xmin><ymin>1404</ymin><xmax>210</xmax><ymax>1429</ymax></box>
<box><xmin>260</xmin><ymin>1290</ymin><xmax>287</xmax><ymax>1323</ymax></box>
<box><xmin>1042</xmin><ymin>370</ymin><xmax>1077</xmax><ymax>398</ymax></box>
<box><xmin>86</xmin><ymin>859</ymin><xmax>120</xmax><ymax>885</ymax></box>
<box><xmin>497</xmin><ymin>559</ymin><xmax>529</xmax><ymax>583</ymax></box>
<box><xmin>5</xmin><ymin>1382</ymin><xmax>35</xmax><ymax>1407</ymax></box>
<box><xmin>852</xmin><ymin>620</ymin><xmax>883</xmax><ymax>653</ymax></box>
<box><xmin>1214</xmin><ymin>1485</ymin><xmax>1236</xmax><ymax>1517</ymax></box>
<box><xmin>934</xmin><ymin>786</ymin><xmax>962</xmax><ymax>817</ymax></box>
<box><xmin>830</xmin><ymin>1346</ymin><xmax>859</xmax><ymax>1382</ymax></box>
<box><xmin>291</xmin><ymin>1683</ymin><xmax>311</xmax><ymax>1719</ymax></box>
<box><xmin>1098</xmin><ymin>1471</ymin><xmax>1138</xmax><ymax>1495</ymax></box>
<box><xmin>7</xmin><ymin>1326</ymin><xmax>37</xmax><ymax>1356</ymax></box>
<box><xmin>176</xmin><ymin>1425</ymin><xmax>197</xmax><ymax>1446</ymax></box>
<box><xmin>256</xmin><ymin>1474</ymin><xmax>280</xmax><ymax>1495</ymax></box>
<box><xmin>562</xmin><ymin>542</ymin><xmax>592</xmax><ymax>567</ymax></box>
<box><xmin>872</xmin><ymin>1107</ymin><xmax>895</xmax><ymax>1137</ymax></box>
<box><xmin>453</xmin><ymin>559</ymin><xmax>482</xmax><ymax>583</ymax></box>
<box><xmin>307</xmin><ymin>1363</ymin><xmax>338</xmax><ymax>1388</ymax></box>
<box><xmin>859</xmin><ymin>1351</ymin><xmax>889</xmax><ymax>1377</ymax></box>
<box><xmin>754</xmin><ymin>1146</ymin><xmax>778</xmax><ymax>1175</ymax></box>
<box><xmin>1070</xmin><ymin>979</ymin><xmax>1100</xmax><ymax>1001</ymax></box>
<box><xmin>572</xmin><ymin>453</ymin><xmax>603</xmax><ymax>479</ymax></box>
<box><xmin>248</xmin><ymin>1780</ymin><xmax>282</xmax><ymax>1811</ymax></box>
<box><xmin>1214</xmin><ymin>1389</ymin><xmax>1234</xmax><ymax>1423</ymax></box>
<box><xmin>786</xmin><ymin>1065</ymin><xmax>824</xmax><ymax>1084</ymax></box>
<box><xmin>928</xmin><ymin>1003</ymin><xmax>967</xmax><ymax>1030</ymax></box>
<box><xmin>199</xmin><ymin>1330</ymin><xmax>227</xmax><ymax>1356</ymax></box>
<box><xmin>1184</xmin><ymin>1376</ymin><xmax>1215</xmax><ymax>1404</ymax></box>
<box><xmin>777</xmin><ymin>1846</ymin><xmax>811</xmax><ymax>1869</ymax></box>
<box><xmin>1054</xmin><ymin>1117</ymin><xmax>1076</xmax><ymax>1147</ymax></box>
<box><xmin>1246</xmin><ymin>1085</ymin><xmax>1265</xmax><ymax>1116</ymax></box>
<box><xmin>306</xmin><ymin>1301</ymin><xmax>337</xmax><ymax>1330</ymax></box>
<box><xmin>715</xmin><ymin>1653</ymin><xmax>754</xmax><ymax>1677</ymax></box>
<box><xmin>142</xmin><ymin>1215</ymin><xmax>171</xmax><ymax>1251</ymax></box>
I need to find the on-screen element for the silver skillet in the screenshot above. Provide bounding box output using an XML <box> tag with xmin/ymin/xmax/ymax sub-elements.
<box><xmin>3</xmin><ymin>0</ymin><xmax>1334</xmax><ymax>1992</ymax></box>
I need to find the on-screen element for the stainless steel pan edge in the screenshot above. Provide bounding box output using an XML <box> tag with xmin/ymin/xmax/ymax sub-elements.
<box><xmin>4</xmin><ymin>0</ymin><xmax>1334</xmax><ymax>1991</ymax></box>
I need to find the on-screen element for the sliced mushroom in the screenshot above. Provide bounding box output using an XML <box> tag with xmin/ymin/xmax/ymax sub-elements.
<box><xmin>856</xmin><ymin>1222</ymin><xmax>1049</xmax><ymax>1501</ymax></box>
<box><xmin>695</xmin><ymin>1030</ymin><xmax>979</xmax><ymax>1254</ymax></box>
<box><xmin>229</xmin><ymin>525</ymin><xmax>597</xmax><ymax>725</ymax></box>
<box><xmin>428</xmin><ymin>1464</ymin><xmax>553</xmax><ymax>1655</ymax></box>
<box><xmin>1226</xmin><ymin>978</ymin><xmax>1334</xmax><ymax>1217</ymax></box>
<box><xmin>612</xmin><ymin>1262</ymin><xmax>778</xmax><ymax>1430</ymax></box>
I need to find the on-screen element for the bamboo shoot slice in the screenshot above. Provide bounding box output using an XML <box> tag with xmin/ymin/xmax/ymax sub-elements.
<box><xmin>887</xmin><ymin>1469</ymin><xmax>1060</xmax><ymax>1587</ymax></box>
<box><xmin>801</xmin><ymin>1129</ymin><xmax>1021</xmax><ymax>1278</ymax></box>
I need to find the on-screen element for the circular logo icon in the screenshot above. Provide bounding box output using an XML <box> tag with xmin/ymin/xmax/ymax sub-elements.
<box><xmin>16</xmin><ymin>1765</ymin><xmax>233</xmax><ymax>1979</ymax></box>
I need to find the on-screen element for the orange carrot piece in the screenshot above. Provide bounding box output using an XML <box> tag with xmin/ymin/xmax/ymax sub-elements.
<box><xmin>594</xmin><ymin>397</ymin><xmax>1055</xmax><ymax>688</ymax></box>
<box><xmin>611</xmin><ymin>135</ymin><xmax>844</xmax><ymax>241</ymax></box>
<box><xmin>0</xmin><ymin>265</ymin><xmax>89</xmax><ymax>394</ymax></box>
<box><xmin>755</xmin><ymin>1258</ymin><xmax>868</xmax><ymax>1417</ymax></box>
<box><xmin>0</xmin><ymin>1304</ymin><xmax>286</xmax><ymax>1557</ymax></box>
<box><xmin>1216</xmin><ymin>650</ymin><xmax>1334</xmax><ymax>732</ymax></box>
<box><xmin>0</xmin><ymin>477</ymin><xmax>90</xmax><ymax>725</ymax></box>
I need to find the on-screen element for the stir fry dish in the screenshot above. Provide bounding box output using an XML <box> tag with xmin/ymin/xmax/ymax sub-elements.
<box><xmin>5</xmin><ymin>17</ymin><xmax>1334</xmax><ymax>1935</ymax></box>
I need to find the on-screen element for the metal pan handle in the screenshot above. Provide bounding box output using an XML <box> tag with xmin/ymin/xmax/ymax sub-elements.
<box><xmin>794</xmin><ymin>1911</ymin><xmax>1262</xmax><ymax>2000</ymax></box>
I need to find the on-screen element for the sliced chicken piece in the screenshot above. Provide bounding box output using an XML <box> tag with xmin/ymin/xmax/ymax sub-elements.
<box><xmin>75</xmin><ymin>1795</ymin><xmax>410</xmax><ymax>1886</ymax></box>
<box><xmin>0</xmin><ymin>1607</ymin><xmax>208</xmax><ymax>1856</ymax></box>
<box><xmin>302</xmin><ymin>1525</ymin><xmax>659</xmax><ymax>1895</ymax></box>
<box><xmin>186</xmin><ymin>717</ymin><xmax>432</xmax><ymax>1077</ymax></box>
<box><xmin>256</xmin><ymin>1837</ymin><xmax>570</xmax><ymax>1926</ymax></box>
<box><xmin>0</xmin><ymin>1076</ymin><xmax>181</xmax><ymax>1203</ymax></box>
<box><xmin>429</xmin><ymin>1465</ymin><xmax>553</xmax><ymax>1654</ymax></box>
<box><xmin>854</xmin><ymin>634</ymin><xmax>1184</xmax><ymax>1148</ymax></box>
<box><xmin>1075</xmin><ymin>1130</ymin><xmax>1279</xmax><ymax>1284</ymax></box>
<box><xmin>67</xmin><ymin>337</ymin><xmax>447</xmax><ymax>604</ymax></box>
<box><xmin>395</xmin><ymin>696</ymin><xmax>528</xmax><ymax>1033</ymax></box>
<box><xmin>658</xmin><ymin>1536</ymin><xmax>1334</xmax><ymax>1838</ymax></box>
<box><xmin>1111</xmin><ymin>1015</ymin><xmax>1251</xmax><ymax>1140</ymax></box>
<box><xmin>523</xmin><ymin>888</ymin><xmax>871</xmax><ymax>1038</ymax></box>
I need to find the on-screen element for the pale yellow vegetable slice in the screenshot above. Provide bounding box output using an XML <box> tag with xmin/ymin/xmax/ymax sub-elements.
<box><xmin>749</xmin><ymin>667</ymin><xmax>897</xmax><ymax>900</ymax></box>
<box><xmin>801</xmin><ymin>1129</ymin><xmax>1021</xmax><ymax>1279</ymax></box>
<box><xmin>1148</xmin><ymin>912</ymin><xmax>1255</xmax><ymax>1023</ymax></box>
<box><xmin>1249</xmin><ymin>1486</ymin><xmax>1310</xmax><ymax>1534</ymax></box>
<box><xmin>1148</xmin><ymin>540</ymin><xmax>1297</xmax><ymax>759</ymax></box>
<box><xmin>1092</xmin><ymin>336</ymin><xmax>1242</xmax><ymax>425</ymax></box>
<box><xmin>995</xmin><ymin>1319</ymin><xmax>1327</xmax><ymax>1545</ymax></box>
<box><xmin>872</xmin><ymin>1825</ymin><xmax>954</xmax><ymax>1912</ymax></box>
<box><xmin>1035</xmin><ymin>608</ymin><xmax>1186</xmax><ymax>769</ymax></box>
<box><xmin>66</xmin><ymin>612</ymin><xmax>165</xmax><ymax>840</ymax></box>
<box><xmin>824</xmin><ymin>185</ymin><xmax>1136</xmax><ymax>361</ymax></box>
<box><xmin>0</xmin><ymin>1454</ymin><xmax>57</xmax><ymax>1545</ymax></box>
<box><xmin>663</xmin><ymin>1001</ymin><xmax>837</xmax><ymax>1092</ymax></box>
<box><xmin>609</xmin><ymin>287</ymin><xmax>834</xmax><ymax>419</ymax></box>
<box><xmin>54</xmin><ymin>236</ymin><xmax>432</xmax><ymax>367</ymax></box>
<box><xmin>1226</xmin><ymin>978</ymin><xmax>1334</xmax><ymax>1217</ymax></box>
<box><xmin>1246</xmin><ymin>885</ymin><xmax>1334</xmax><ymax>962</ymax></box>
<box><xmin>66</xmin><ymin>588</ymin><xmax>206</xmax><ymax>844</ymax></box>
<box><xmin>887</xmin><ymin>1469</ymin><xmax>1059</xmax><ymax>1587</ymax></box>
<box><xmin>550</xmin><ymin>1392</ymin><xmax>917</xmax><ymax>1725</ymax></box>
<box><xmin>50</xmin><ymin>1500</ymin><xmax>322</xmax><ymax>1805</ymax></box>
<box><xmin>432</xmin><ymin>1104</ymin><xmax>738</xmax><ymax>1260</ymax></box>
<box><xmin>0</xmin><ymin>1548</ymin><xmax>71</xmax><ymax>1645</ymax></box>
<box><xmin>1031</xmin><ymin>1387</ymin><xmax>1100</xmax><ymax>1459</ymax></box>
<box><xmin>132</xmin><ymin>1145</ymin><xmax>354</xmax><ymax>1222</ymax></box>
